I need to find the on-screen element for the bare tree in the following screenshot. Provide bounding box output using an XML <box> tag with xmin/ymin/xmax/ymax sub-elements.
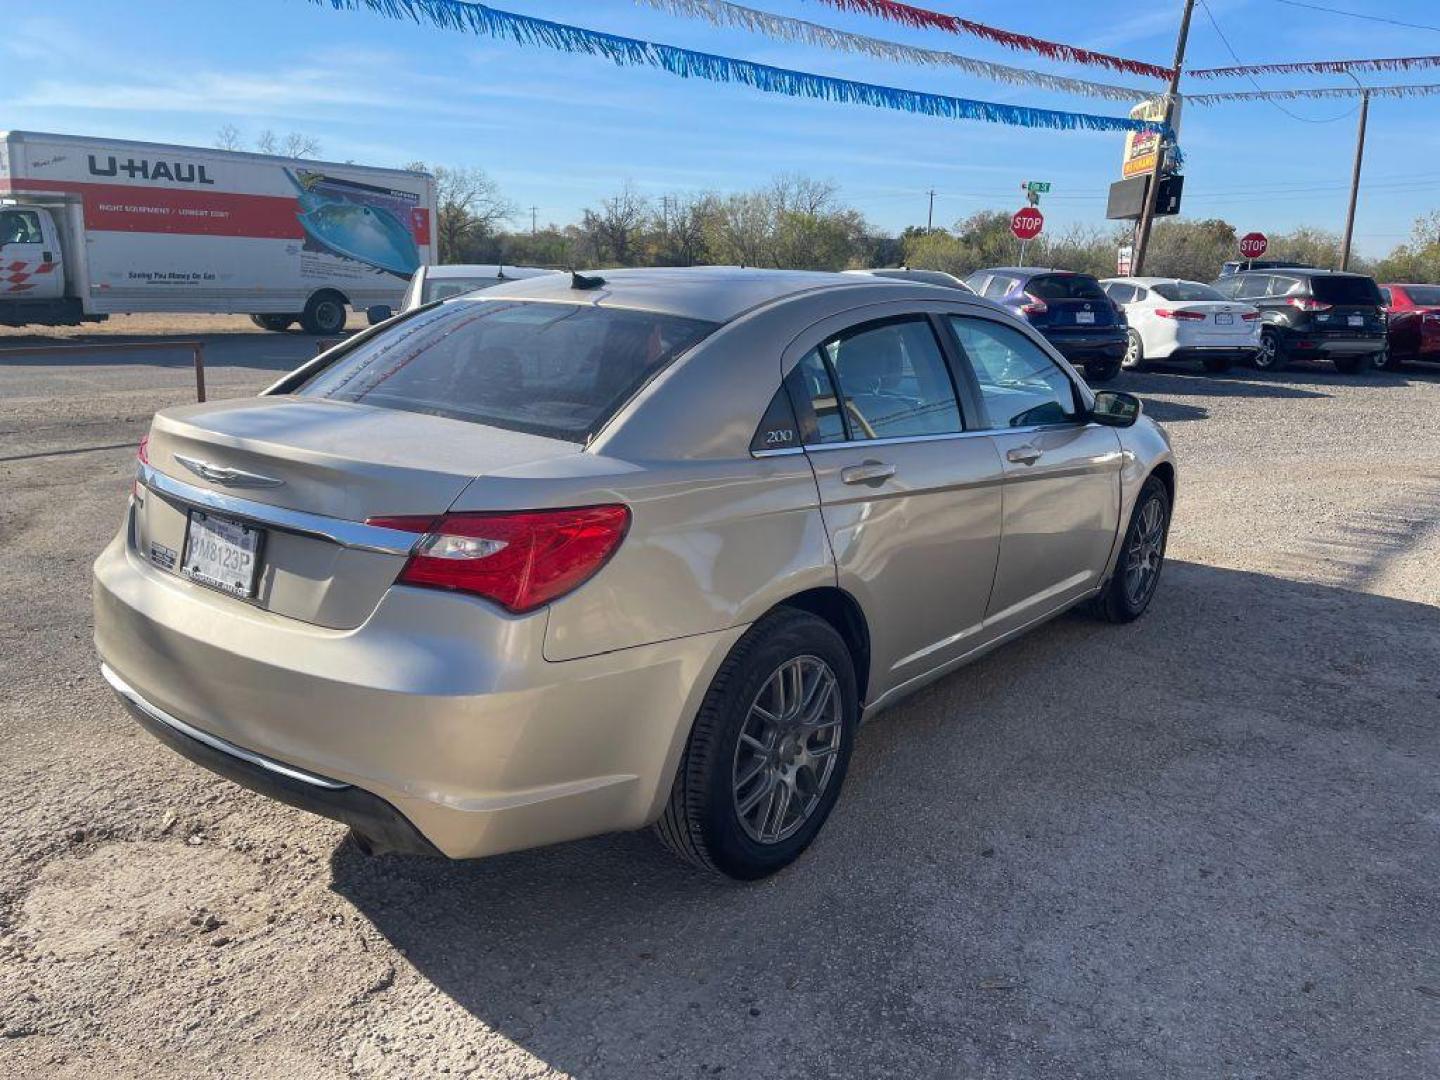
<box><xmin>281</xmin><ymin>132</ymin><xmax>322</xmax><ymax>159</ymax></box>
<box><xmin>255</xmin><ymin>129</ymin><xmax>277</xmax><ymax>155</ymax></box>
<box><xmin>579</xmin><ymin>182</ymin><xmax>650</xmax><ymax>266</ymax></box>
<box><xmin>214</xmin><ymin>124</ymin><xmax>243</xmax><ymax>152</ymax></box>
<box><xmin>406</xmin><ymin>162</ymin><xmax>516</xmax><ymax>262</ymax></box>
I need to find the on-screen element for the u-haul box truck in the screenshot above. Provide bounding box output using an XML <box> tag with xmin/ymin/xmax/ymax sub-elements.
<box><xmin>0</xmin><ymin>130</ymin><xmax>436</xmax><ymax>334</ymax></box>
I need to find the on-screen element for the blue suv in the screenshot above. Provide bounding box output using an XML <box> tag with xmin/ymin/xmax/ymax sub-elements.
<box><xmin>964</xmin><ymin>268</ymin><xmax>1128</xmax><ymax>382</ymax></box>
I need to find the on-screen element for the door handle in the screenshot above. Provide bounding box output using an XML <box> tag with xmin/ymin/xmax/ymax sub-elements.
<box><xmin>840</xmin><ymin>460</ymin><xmax>896</xmax><ymax>486</ymax></box>
<box><xmin>1006</xmin><ymin>445</ymin><xmax>1043</xmax><ymax>466</ymax></box>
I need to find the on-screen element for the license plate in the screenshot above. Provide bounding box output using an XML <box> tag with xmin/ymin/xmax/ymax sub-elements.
<box><xmin>1215</xmin><ymin>313</ymin><xmax>1234</xmax><ymax>325</ymax></box>
<box><xmin>1075</xmin><ymin>311</ymin><xmax>1096</xmax><ymax>324</ymax></box>
<box><xmin>1348</xmin><ymin>315</ymin><xmax>1364</xmax><ymax>327</ymax></box>
<box><xmin>183</xmin><ymin>511</ymin><xmax>262</xmax><ymax>598</ymax></box>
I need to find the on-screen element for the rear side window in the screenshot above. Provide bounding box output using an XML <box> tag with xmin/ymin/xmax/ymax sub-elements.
<box><xmin>297</xmin><ymin>301</ymin><xmax>716</xmax><ymax>442</ymax></box>
<box><xmin>422</xmin><ymin>277</ymin><xmax>503</xmax><ymax>303</ymax></box>
<box><xmin>1105</xmin><ymin>283</ymin><xmax>1138</xmax><ymax>304</ymax></box>
<box><xmin>1025</xmin><ymin>274</ymin><xmax>1108</xmax><ymax>301</ymax></box>
<box><xmin>1311</xmin><ymin>276</ymin><xmax>1383</xmax><ymax>305</ymax></box>
<box><xmin>822</xmin><ymin>318</ymin><xmax>963</xmax><ymax>440</ymax></box>
<box><xmin>983</xmin><ymin>275</ymin><xmax>1017</xmax><ymax>300</ymax></box>
<box><xmin>1273</xmin><ymin>276</ymin><xmax>1304</xmax><ymax>297</ymax></box>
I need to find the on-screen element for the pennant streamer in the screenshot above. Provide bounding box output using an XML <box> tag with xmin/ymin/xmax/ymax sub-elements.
<box><xmin>1188</xmin><ymin>83</ymin><xmax>1440</xmax><ymax>104</ymax></box>
<box><xmin>1190</xmin><ymin>55</ymin><xmax>1440</xmax><ymax>80</ymax></box>
<box><xmin>808</xmin><ymin>0</ymin><xmax>1174</xmax><ymax>81</ymax></box>
<box><xmin>308</xmin><ymin>0</ymin><xmax>1166</xmax><ymax>134</ymax></box>
<box><xmin>637</xmin><ymin>0</ymin><xmax>1149</xmax><ymax>101</ymax></box>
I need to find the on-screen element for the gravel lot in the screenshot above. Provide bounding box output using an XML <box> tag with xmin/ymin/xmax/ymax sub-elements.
<box><xmin>2</xmin><ymin>321</ymin><xmax>1438</xmax><ymax>1079</ymax></box>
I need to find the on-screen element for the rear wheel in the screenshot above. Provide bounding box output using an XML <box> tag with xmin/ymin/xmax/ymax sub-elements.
<box><xmin>250</xmin><ymin>314</ymin><xmax>295</xmax><ymax>333</ymax></box>
<box><xmin>1372</xmin><ymin>347</ymin><xmax>1405</xmax><ymax>373</ymax></box>
<box><xmin>1201</xmin><ymin>354</ymin><xmax>1234</xmax><ymax>373</ymax></box>
<box><xmin>1254</xmin><ymin>328</ymin><xmax>1288</xmax><ymax>371</ymax></box>
<box><xmin>300</xmin><ymin>292</ymin><xmax>347</xmax><ymax>336</ymax></box>
<box><xmin>655</xmin><ymin>609</ymin><xmax>859</xmax><ymax>880</ymax></box>
<box><xmin>1095</xmin><ymin>475</ymin><xmax>1170</xmax><ymax>624</ymax></box>
<box><xmin>1086</xmin><ymin>357</ymin><xmax>1122</xmax><ymax>383</ymax></box>
<box><xmin>1121</xmin><ymin>330</ymin><xmax>1147</xmax><ymax>371</ymax></box>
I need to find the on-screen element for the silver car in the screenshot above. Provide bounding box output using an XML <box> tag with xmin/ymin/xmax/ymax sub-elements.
<box><xmin>94</xmin><ymin>267</ymin><xmax>1175</xmax><ymax>880</ymax></box>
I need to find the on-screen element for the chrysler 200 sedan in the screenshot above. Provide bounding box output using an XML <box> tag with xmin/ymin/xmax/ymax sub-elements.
<box><xmin>94</xmin><ymin>267</ymin><xmax>1175</xmax><ymax>880</ymax></box>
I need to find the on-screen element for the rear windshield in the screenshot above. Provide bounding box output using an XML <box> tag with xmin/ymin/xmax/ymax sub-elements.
<box><xmin>1025</xmin><ymin>274</ymin><xmax>1108</xmax><ymax>301</ymax></box>
<box><xmin>422</xmin><ymin>277</ymin><xmax>501</xmax><ymax>303</ymax></box>
<box><xmin>1310</xmin><ymin>276</ymin><xmax>1383</xmax><ymax>305</ymax></box>
<box><xmin>1152</xmin><ymin>282</ymin><xmax>1226</xmax><ymax>302</ymax></box>
<box><xmin>297</xmin><ymin>301</ymin><xmax>716</xmax><ymax>442</ymax></box>
<box><xmin>1403</xmin><ymin>285</ymin><xmax>1440</xmax><ymax>305</ymax></box>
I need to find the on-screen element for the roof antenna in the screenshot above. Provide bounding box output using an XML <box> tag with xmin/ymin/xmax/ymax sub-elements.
<box><xmin>571</xmin><ymin>269</ymin><xmax>606</xmax><ymax>290</ymax></box>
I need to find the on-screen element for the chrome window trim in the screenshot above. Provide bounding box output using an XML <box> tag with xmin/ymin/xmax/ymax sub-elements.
<box><xmin>794</xmin><ymin>423</ymin><xmax>1081</xmax><ymax>455</ymax></box>
<box><xmin>138</xmin><ymin>463</ymin><xmax>420</xmax><ymax>556</ymax></box>
<box><xmin>101</xmin><ymin>664</ymin><xmax>350</xmax><ymax>790</ymax></box>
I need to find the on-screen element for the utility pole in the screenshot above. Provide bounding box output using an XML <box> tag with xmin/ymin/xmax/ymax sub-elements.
<box><xmin>1340</xmin><ymin>89</ymin><xmax>1369</xmax><ymax>271</ymax></box>
<box><xmin>1133</xmin><ymin>0</ymin><xmax>1195</xmax><ymax>276</ymax></box>
<box><xmin>530</xmin><ymin>205</ymin><xmax>538</xmax><ymax>235</ymax></box>
<box><xmin>926</xmin><ymin>189</ymin><xmax>936</xmax><ymax>232</ymax></box>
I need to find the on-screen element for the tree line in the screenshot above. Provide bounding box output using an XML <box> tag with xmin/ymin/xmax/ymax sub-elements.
<box><xmin>395</xmin><ymin>161</ymin><xmax>1440</xmax><ymax>284</ymax></box>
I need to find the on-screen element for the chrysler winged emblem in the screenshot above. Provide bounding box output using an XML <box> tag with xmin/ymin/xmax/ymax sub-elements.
<box><xmin>174</xmin><ymin>454</ymin><xmax>284</xmax><ymax>489</ymax></box>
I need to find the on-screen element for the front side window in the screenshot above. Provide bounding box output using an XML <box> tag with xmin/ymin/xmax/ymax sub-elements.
<box><xmin>297</xmin><ymin>300</ymin><xmax>715</xmax><ymax>442</ymax></box>
<box><xmin>821</xmin><ymin>318</ymin><xmax>963</xmax><ymax>440</ymax></box>
<box><xmin>947</xmin><ymin>316</ymin><xmax>1078</xmax><ymax>429</ymax></box>
<box><xmin>1403</xmin><ymin>285</ymin><xmax>1440</xmax><ymax>305</ymax></box>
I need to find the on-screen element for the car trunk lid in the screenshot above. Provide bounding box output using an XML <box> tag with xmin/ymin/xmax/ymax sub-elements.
<box><xmin>135</xmin><ymin>396</ymin><xmax>581</xmax><ymax>628</ymax></box>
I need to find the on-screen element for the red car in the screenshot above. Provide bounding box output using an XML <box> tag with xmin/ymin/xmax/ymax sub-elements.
<box><xmin>1379</xmin><ymin>284</ymin><xmax>1440</xmax><ymax>368</ymax></box>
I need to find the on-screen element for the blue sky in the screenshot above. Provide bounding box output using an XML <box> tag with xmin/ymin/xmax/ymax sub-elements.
<box><xmin>8</xmin><ymin>0</ymin><xmax>1440</xmax><ymax>256</ymax></box>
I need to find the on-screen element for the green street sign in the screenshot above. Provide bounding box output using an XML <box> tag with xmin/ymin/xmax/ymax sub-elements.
<box><xmin>1025</xmin><ymin>181</ymin><xmax>1052</xmax><ymax>193</ymax></box>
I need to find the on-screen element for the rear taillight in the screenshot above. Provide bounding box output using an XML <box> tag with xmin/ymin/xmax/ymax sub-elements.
<box><xmin>1287</xmin><ymin>297</ymin><xmax>1332</xmax><ymax>312</ymax></box>
<box><xmin>368</xmin><ymin>505</ymin><xmax>630</xmax><ymax>614</ymax></box>
<box><xmin>1241</xmin><ymin>312</ymin><xmax>1261</xmax><ymax>322</ymax></box>
<box><xmin>137</xmin><ymin>434</ymin><xmax>150</xmax><ymax>464</ymax></box>
<box><xmin>1019</xmin><ymin>292</ymin><xmax>1048</xmax><ymax>316</ymax></box>
<box><xmin>1155</xmin><ymin>309</ymin><xmax>1207</xmax><ymax>321</ymax></box>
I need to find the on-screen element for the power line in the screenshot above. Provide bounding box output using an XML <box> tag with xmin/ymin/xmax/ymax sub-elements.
<box><xmin>1200</xmin><ymin>0</ymin><xmax>1359</xmax><ymax>123</ymax></box>
<box><xmin>1270</xmin><ymin>0</ymin><xmax>1440</xmax><ymax>34</ymax></box>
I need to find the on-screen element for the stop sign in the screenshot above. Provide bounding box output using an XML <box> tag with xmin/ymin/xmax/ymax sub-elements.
<box><xmin>1011</xmin><ymin>207</ymin><xmax>1045</xmax><ymax>242</ymax></box>
<box><xmin>1239</xmin><ymin>232</ymin><xmax>1269</xmax><ymax>259</ymax></box>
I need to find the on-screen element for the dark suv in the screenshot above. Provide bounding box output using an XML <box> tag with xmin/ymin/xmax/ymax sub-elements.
<box><xmin>1210</xmin><ymin>269</ymin><xmax>1386</xmax><ymax>373</ymax></box>
<box><xmin>963</xmin><ymin>268</ymin><xmax>1127</xmax><ymax>382</ymax></box>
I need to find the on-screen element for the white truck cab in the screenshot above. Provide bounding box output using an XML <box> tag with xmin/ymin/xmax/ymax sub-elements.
<box><xmin>0</xmin><ymin>202</ymin><xmax>77</xmax><ymax>319</ymax></box>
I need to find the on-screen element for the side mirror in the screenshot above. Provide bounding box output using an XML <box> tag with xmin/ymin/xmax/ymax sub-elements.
<box><xmin>1091</xmin><ymin>390</ymin><xmax>1141</xmax><ymax>427</ymax></box>
<box><xmin>366</xmin><ymin>304</ymin><xmax>394</xmax><ymax>325</ymax></box>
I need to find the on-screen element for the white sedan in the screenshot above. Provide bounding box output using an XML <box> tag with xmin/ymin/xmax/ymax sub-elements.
<box><xmin>1101</xmin><ymin>277</ymin><xmax>1261</xmax><ymax>373</ymax></box>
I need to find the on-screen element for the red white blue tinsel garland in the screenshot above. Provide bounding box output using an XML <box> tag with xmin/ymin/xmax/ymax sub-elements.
<box><xmin>807</xmin><ymin>0</ymin><xmax>1174</xmax><ymax>81</ymax></box>
<box><xmin>1190</xmin><ymin>55</ymin><xmax>1440</xmax><ymax>80</ymax></box>
<box><xmin>307</xmin><ymin>0</ymin><xmax>1167</xmax><ymax>135</ymax></box>
<box><xmin>638</xmin><ymin>0</ymin><xmax>1149</xmax><ymax>102</ymax></box>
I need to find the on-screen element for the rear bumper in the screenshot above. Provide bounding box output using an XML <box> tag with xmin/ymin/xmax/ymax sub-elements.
<box><xmin>1044</xmin><ymin>332</ymin><xmax>1127</xmax><ymax>364</ymax></box>
<box><xmin>1283</xmin><ymin>331</ymin><xmax>1386</xmax><ymax>355</ymax></box>
<box><xmin>1166</xmin><ymin>346</ymin><xmax>1258</xmax><ymax>363</ymax></box>
<box><xmin>94</xmin><ymin>527</ymin><xmax>743</xmax><ymax>859</ymax></box>
<box><xmin>104</xmin><ymin>665</ymin><xmax>441</xmax><ymax>856</ymax></box>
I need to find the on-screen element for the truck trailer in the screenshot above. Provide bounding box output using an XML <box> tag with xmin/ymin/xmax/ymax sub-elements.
<box><xmin>0</xmin><ymin>130</ymin><xmax>436</xmax><ymax>334</ymax></box>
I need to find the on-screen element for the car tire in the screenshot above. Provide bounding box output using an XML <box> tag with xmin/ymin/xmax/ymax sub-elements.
<box><xmin>1201</xmin><ymin>355</ymin><xmax>1233</xmax><ymax>374</ymax></box>
<box><xmin>1121</xmin><ymin>330</ymin><xmax>1147</xmax><ymax>371</ymax></box>
<box><xmin>655</xmin><ymin>608</ymin><xmax>859</xmax><ymax>880</ymax></box>
<box><xmin>300</xmin><ymin>292</ymin><xmax>348</xmax><ymax>336</ymax></box>
<box><xmin>1332</xmin><ymin>353</ymin><xmax>1368</xmax><ymax>375</ymax></box>
<box><xmin>1254</xmin><ymin>327</ymin><xmax>1289</xmax><ymax>372</ymax></box>
<box><xmin>1094</xmin><ymin>475</ymin><xmax>1170</xmax><ymax>624</ymax></box>
<box><xmin>1086</xmin><ymin>358</ymin><xmax>1122</xmax><ymax>383</ymax></box>
<box><xmin>1372</xmin><ymin>347</ymin><xmax>1405</xmax><ymax>372</ymax></box>
<box><xmin>250</xmin><ymin>314</ymin><xmax>294</xmax><ymax>333</ymax></box>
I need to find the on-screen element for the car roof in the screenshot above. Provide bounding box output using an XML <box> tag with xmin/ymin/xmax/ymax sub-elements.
<box><xmin>422</xmin><ymin>264</ymin><xmax>561</xmax><ymax>280</ymax></box>
<box><xmin>465</xmin><ymin>265</ymin><xmax>922</xmax><ymax>323</ymax></box>
<box><xmin>1103</xmin><ymin>277</ymin><xmax>1211</xmax><ymax>287</ymax></box>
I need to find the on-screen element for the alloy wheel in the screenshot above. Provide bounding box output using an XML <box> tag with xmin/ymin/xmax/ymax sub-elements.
<box><xmin>1123</xmin><ymin>495</ymin><xmax>1167</xmax><ymax>607</ymax></box>
<box><xmin>732</xmin><ymin>655</ymin><xmax>843</xmax><ymax>845</ymax></box>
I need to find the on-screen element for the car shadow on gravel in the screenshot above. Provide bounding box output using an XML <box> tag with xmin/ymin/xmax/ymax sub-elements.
<box><xmin>329</xmin><ymin>561</ymin><xmax>1440</xmax><ymax>1080</ymax></box>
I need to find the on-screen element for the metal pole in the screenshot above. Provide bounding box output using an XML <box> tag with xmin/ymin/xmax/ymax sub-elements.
<box><xmin>193</xmin><ymin>342</ymin><xmax>207</xmax><ymax>403</ymax></box>
<box><xmin>1340</xmin><ymin>90</ymin><xmax>1369</xmax><ymax>271</ymax></box>
<box><xmin>926</xmin><ymin>189</ymin><xmax>936</xmax><ymax>231</ymax></box>
<box><xmin>1133</xmin><ymin>0</ymin><xmax>1195</xmax><ymax>276</ymax></box>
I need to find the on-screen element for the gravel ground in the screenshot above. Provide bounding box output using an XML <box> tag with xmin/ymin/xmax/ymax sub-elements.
<box><xmin>2</xmin><ymin>324</ymin><xmax>1438</xmax><ymax>1079</ymax></box>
